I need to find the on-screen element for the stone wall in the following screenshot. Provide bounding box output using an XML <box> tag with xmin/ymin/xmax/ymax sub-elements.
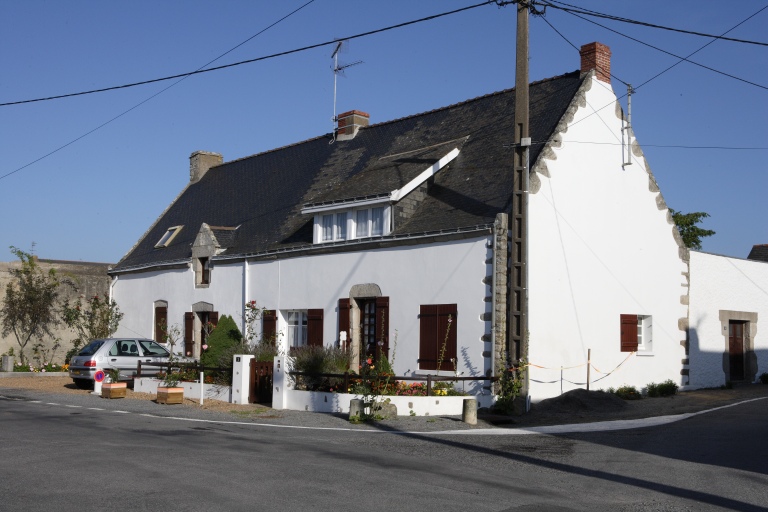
<box><xmin>0</xmin><ymin>258</ymin><xmax>112</xmax><ymax>364</ymax></box>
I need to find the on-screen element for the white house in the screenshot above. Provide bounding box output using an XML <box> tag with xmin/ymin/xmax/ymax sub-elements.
<box><xmin>109</xmin><ymin>42</ymin><xmax>763</xmax><ymax>406</ymax></box>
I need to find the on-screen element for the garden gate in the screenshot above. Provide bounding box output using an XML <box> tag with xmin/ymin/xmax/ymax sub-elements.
<box><xmin>249</xmin><ymin>360</ymin><xmax>273</xmax><ymax>404</ymax></box>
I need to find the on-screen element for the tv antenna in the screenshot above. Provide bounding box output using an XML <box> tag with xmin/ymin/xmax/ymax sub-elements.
<box><xmin>331</xmin><ymin>40</ymin><xmax>363</xmax><ymax>143</ymax></box>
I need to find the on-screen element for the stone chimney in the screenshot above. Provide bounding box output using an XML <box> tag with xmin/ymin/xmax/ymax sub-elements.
<box><xmin>189</xmin><ymin>151</ymin><xmax>223</xmax><ymax>183</ymax></box>
<box><xmin>579</xmin><ymin>42</ymin><xmax>611</xmax><ymax>83</ymax></box>
<box><xmin>336</xmin><ymin>110</ymin><xmax>369</xmax><ymax>141</ymax></box>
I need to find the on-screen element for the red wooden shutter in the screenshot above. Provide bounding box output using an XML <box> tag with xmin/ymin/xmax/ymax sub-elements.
<box><xmin>307</xmin><ymin>309</ymin><xmax>324</xmax><ymax>347</ymax></box>
<box><xmin>375</xmin><ymin>296</ymin><xmax>390</xmax><ymax>360</ymax></box>
<box><xmin>419</xmin><ymin>305</ymin><xmax>439</xmax><ymax>370</ymax></box>
<box><xmin>262</xmin><ymin>310</ymin><xmax>277</xmax><ymax>343</ymax></box>
<box><xmin>620</xmin><ymin>314</ymin><xmax>638</xmax><ymax>352</ymax></box>
<box><xmin>184</xmin><ymin>312</ymin><xmax>194</xmax><ymax>356</ymax></box>
<box><xmin>338</xmin><ymin>298</ymin><xmax>350</xmax><ymax>349</ymax></box>
<box><xmin>436</xmin><ymin>304</ymin><xmax>458</xmax><ymax>371</ymax></box>
<box><xmin>154</xmin><ymin>306</ymin><xmax>167</xmax><ymax>343</ymax></box>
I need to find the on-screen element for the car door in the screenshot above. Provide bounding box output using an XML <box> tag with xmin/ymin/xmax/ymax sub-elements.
<box><xmin>137</xmin><ymin>339</ymin><xmax>171</xmax><ymax>376</ymax></box>
<box><xmin>106</xmin><ymin>339</ymin><xmax>143</xmax><ymax>380</ymax></box>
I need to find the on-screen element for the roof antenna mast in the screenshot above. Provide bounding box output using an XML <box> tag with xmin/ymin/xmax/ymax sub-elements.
<box><xmin>330</xmin><ymin>40</ymin><xmax>363</xmax><ymax>144</ymax></box>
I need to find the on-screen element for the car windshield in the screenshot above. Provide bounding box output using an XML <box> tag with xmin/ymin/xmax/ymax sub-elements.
<box><xmin>78</xmin><ymin>340</ymin><xmax>105</xmax><ymax>356</ymax></box>
<box><xmin>139</xmin><ymin>340</ymin><xmax>170</xmax><ymax>357</ymax></box>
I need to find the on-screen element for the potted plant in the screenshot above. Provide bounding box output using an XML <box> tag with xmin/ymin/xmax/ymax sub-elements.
<box><xmin>101</xmin><ymin>367</ymin><xmax>127</xmax><ymax>399</ymax></box>
<box><xmin>156</xmin><ymin>370</ymin><xmax>184</xmax><ymax>404</ymax></box>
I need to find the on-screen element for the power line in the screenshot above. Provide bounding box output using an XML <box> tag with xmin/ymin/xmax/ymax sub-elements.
<box><xmin>0</xmin><ymin>0</ymin><xmax>318</xmax><ymax>182</ymax></box>
<box><xmin>542</xmin><ymin>0</ymin><xmax>768</xmax><ymax>47</ymax></box>
<box><xmin>1</xmin><ymin>1</ymin><xmax>490</xmax><ymax>108</ymax></box>
<box><xmin>532</xmin><ymin>140</ymin><xmax>768</xmax><ymax>151</ymax></box>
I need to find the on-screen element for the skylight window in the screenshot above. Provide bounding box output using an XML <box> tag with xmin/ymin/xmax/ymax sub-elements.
<box><xmin>155</xmin><ymin>226</ymin><xmax>183</xmax><ymax>248</ymax></box>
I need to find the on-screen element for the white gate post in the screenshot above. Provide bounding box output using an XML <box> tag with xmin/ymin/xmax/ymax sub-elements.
<box><xmin>231</xmin><ymin>354</ymin><xmax>254</xmax><ymax>405</ymax></box>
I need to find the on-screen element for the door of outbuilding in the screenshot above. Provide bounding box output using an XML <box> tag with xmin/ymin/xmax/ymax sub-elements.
<box><xmin>728</xmin><ymin>321</ymin><xmax>746</xmax><ymax>381</ymax></box>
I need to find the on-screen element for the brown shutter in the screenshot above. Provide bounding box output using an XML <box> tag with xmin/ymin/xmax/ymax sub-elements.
<box><xmin>307</xmin><ymin>309</ymin><xmax>324</xmax><ymax>347</ymax></box>
<box><xmin>419</xmin><ymin>305</ymin><xmax>439</xmax><ymax>370</ymax></box>
<box><xmin>262</xmin><ymin>310</ymin><xmax>277</xmax><ymax>343</ymax></box>
<box><xmin>338</xmin><ymin>298</ymin><xmax>350</xmax><ymax>349</ymax></box>
<box><xmin>436</xmin><ymin>304</ymin><xmax>458</xmax><ymax>371</ymax></box>
<box><xmin>620</xmin><ymin>314</ymin><xmax>638</xmax><ymax>352</ymax></box>
<box><xmin>154</xmin><ymin>306</ymin><xmax>167</xmax><ymax>343</ymax></box>
<box><xmin>209</xmin><ymin>311</ymin><xmax>218</xmax><ymax>328</ymax></box>
<box><xmin>375</xmin><ymin>296</ymin><xmax>390</xmax><ymax>360</ymax></box>
<box><xmin>184</xmin><ymin>312</ymin><xmax>194</xmax><ymax>356</ymax></box>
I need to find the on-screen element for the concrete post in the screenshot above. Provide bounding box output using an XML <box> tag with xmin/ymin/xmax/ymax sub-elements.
<box><xmin>462</xmin><ymin>398</ymin><xmax>477</xmax><ymax>425</ymax></box>
<box><xmin>1</xmin><ymin>355</ymin><xmax>14</xmax><ymax>372</ymax></box>
<box><xmin>349</xmin><ymin>399</ymin><xmax>365</xmax><ymax>420</ymax></box>
<box><xmin>231</xmin><ymin>354</ymin><xmax>254</xmax><ymax>405</ymax></box>
<box><xmin>272</xmin><ymin>356</ymin><xmax>289</xmax><ymax>410</ymax></box>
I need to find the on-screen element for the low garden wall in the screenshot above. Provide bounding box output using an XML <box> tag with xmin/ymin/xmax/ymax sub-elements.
<box><xmin>134</xmin><ymin>377</ymin><xmax>231</xmax><ymax>402</ymax></box>
<box><xmin>269</xmin><ymin>356</ymin><xmax>494</xmax><ymax>416</ymax></box>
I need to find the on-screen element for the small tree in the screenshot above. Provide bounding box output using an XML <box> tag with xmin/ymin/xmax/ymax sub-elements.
<box><xmin>669</xmin><ymin>209</ymin><xmax>716</xmax><ymax>250</ymax></box>
<box><xmin>200</xmin><ymin>315</ymin><xmax>242</xmax><ymax>368</ymax></box>
<box><xmin>61</xmin><ymin>293</ymin><xmax>123</xmax><ymax>362</ymax></box>
<box><xmin>0</xmin><ymin>247</ymin><xmax>63</xmax><ymax>365</ymax></box>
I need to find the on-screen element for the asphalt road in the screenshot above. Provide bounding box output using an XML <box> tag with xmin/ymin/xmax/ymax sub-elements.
<box><xmin>1</xmin><ymin>392</ymin><xmax>767</xmax><ymax>512</ymax></box>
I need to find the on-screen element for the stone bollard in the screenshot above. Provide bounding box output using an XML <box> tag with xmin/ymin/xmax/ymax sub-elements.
<box><xmin>1</xmin><ymin>355</ymin><xmax>14</xmax><ymax>372</ymax></box>
<box><xmin>349</xmin><ymin>399</ymin><xmax>365</xmax><ymax>420</ymax></box>
<box><xmin>462</xmin><ymin>398</ymin><xmax>477</xmax><ymax>425</ymax></box>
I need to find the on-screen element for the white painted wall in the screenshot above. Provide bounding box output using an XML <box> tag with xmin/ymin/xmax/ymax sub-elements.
<box><xmin>246</xmin><ymin>238</ymin><xmax>492</xmax><ymax>392</ymax></box>
<box><xmin>688</xmin><ymin>251</ymin><xmax>768</xmax><ymax>388</ymax></box>
<box><xmin>527</xmin><ymin>75</ymin><xmax>688</xmax><ymax>401</ymax></box>
<box><xmin>113</xmin><ymin>237</ymin><xmax>494</xmax><ymax>397</ymax></box>
<box><xmin>112</xmin><ymin>263</ymin><xmax>244</xmax><ymax>353</ymax></box>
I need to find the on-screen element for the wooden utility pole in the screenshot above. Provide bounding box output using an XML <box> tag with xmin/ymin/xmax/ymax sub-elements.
<box><xmin>510</xmin><ymin>1</ymin><xmax>529</xmax><ymax>373</ymax></box>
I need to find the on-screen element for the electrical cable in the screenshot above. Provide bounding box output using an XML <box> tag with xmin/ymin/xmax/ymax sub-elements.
<box><xmin>543</xmin><ymin>0</ymin><xmax>768</xmax><ymax>47</ymax></box>
<box><xmin>0</xmin><ymin>0</ymin><xmax>317</xmax><ymax>182</ymax></box>
<box><xmin>1</xmin><ymin>1</ymin><xmax>490</xmax><ymax>108</ymax></box>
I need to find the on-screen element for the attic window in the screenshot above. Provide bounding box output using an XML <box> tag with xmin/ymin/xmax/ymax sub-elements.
<box><xmin>314</xmin><ymin>206</ymin><xmax>390</xmax><ymax>244</ymax></box>
<box><xmin>156</xmin><ymin>226</ymin><xmax>183</xmax><ymax>248</ymax></box>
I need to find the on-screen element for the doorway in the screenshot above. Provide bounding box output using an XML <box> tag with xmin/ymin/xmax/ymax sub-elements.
<box><xmin>728</xmin><ymin>320</ymin><xmax>746</xmax><ymax>381</ymax></box>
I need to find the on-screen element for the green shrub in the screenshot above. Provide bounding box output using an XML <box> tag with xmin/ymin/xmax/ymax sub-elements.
<box><xmin>646</xmin><ymin>379</ymin><xmax>679</xmax><ymax>397</ymax></box>
<box><xmin>614</xmin><ymin>385</ymin><xmax>642</xmax><ymax>400</ymax></box>
<box><xmin>201</xmin><ymin>315</ymin><xmax>242</xmax><ymax>370</ymax></box>
<box><xmin>759</xmin><ymin>373</ymin><xmax>768</xmax><ymax>385</ymax></box>
<box><xmin>291</xmin><ymin>346</ymin><xmax>350</xmax><ymax>391</ymax></box>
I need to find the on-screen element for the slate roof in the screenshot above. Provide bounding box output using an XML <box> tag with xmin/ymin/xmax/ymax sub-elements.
<box><xmin>747</xmin><ymin>244</ymin><xmax>768</xmax><ymax>262</ymax></box>
<box><xmin>112</xmin><ymin>71</ymin><xmax>586</xmax><ymax>272</ymax></box>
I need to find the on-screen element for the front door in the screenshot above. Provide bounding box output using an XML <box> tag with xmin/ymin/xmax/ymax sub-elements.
<box><xmin>728</xmin><ymin>321</ymin><xmax>745</xmax><ymax>381</ymax></box>
<box><xmin>360</xmin><ymin>299</ymin><xmax>377</xmax><ymax>360</ymax></box>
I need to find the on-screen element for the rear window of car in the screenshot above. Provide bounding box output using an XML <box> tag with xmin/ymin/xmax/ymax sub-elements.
<box><xmin>78</xmin><ymin>340</ymin><xmax>105</xmax><ymax>356</ymax></box>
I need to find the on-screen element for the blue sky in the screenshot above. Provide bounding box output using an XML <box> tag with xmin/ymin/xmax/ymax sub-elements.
<box><xmin>1</xmin><ymin>1</ymin><xmax>766</xmax><ymax>263</ymax></box>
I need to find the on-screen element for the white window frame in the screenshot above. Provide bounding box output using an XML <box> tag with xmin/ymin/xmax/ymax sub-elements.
<box><xmin>313</xmin><ymin>206</ymin><xmax>390</xmax><ymax>244</ymax></box>
<box><xmin>637</xmin><ymin>315</ymin><xmax>653</xmax><ymax>354</ymax></box>
<box><xmin>284</xmin><ymin>310</ymin><xmax>308</xmax><ymax>349</ymax></box>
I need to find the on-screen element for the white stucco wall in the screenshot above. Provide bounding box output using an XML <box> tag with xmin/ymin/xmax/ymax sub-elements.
<box><xmin>527</xmin><ymin>75</ymin><xmax>688</xmax><ymax>401</ymax></box>
<box><xmin>112</xmin><ymin>237</ymin><xmax>494</xmax><ymax>396</ymax></box>
<box><xmin>688</xmin><ymin>251</ymin><xmax>768</xmax><ymax>388</ymax></box>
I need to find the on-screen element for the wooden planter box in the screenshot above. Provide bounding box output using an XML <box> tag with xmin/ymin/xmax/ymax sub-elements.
<box><xmin>157</xmin><ymin>387</ymin><xmax>184</xmax><ymax>404</ymax></box>
<box><xmin>101</xmin><ymin>382</ymin><xmax>127</xmax><ymax>399</ymax></box>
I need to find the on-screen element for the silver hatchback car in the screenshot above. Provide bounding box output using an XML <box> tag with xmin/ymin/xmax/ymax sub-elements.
<box><xmin>69</xmin><ymin>338</ymin><xmax>185</xmax><ymax>389</ymax></box>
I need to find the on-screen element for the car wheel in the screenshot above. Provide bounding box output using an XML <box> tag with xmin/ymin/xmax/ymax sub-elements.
<box><xmin>73</xmin><ymin>379</ymin><xmax>93</xmax><ymax>390</ymax></box>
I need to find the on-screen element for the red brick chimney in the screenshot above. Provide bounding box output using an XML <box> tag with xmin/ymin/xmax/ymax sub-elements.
<box><xmin>579</xmin><ymin>42</ymin><xmax>611</xmax><ymax>83</ymax></box>
<box><xmin>336</xmin><ymin>110</ymin><xmax>369</xmax><ymax>141</ymax></box>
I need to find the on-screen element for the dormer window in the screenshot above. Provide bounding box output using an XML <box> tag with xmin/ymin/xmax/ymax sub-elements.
<box><xmin>155</xmin><ymin>226</ymin><xmax>183</xmax><ymax>248</ymax></box>
<box><xmin>313</xmin><ymin>206</ymin><xmax>390</xmax><ymax>244</ymax></box>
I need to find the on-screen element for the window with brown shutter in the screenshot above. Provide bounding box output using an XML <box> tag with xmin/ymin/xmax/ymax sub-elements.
<box><xmin>262</xmin><ymin>310</ymin><xmax>277</xmax><ymax>344</ymax></box>
<box><xmin>338</xmin><ymin>299</ymin><xmax>350</xmax><ymax>349</ymax></box>
<box><xmin>620</xmin><ymin>314</ymin><xmax>638</xmax><ymax>352</ymax></box>
<box><xmin>419</xmin><ymin>304</ymin><xmax>457</xmax><ymax>371</ymax></box>
<box><xmin>307</xmin><ymin>309</ymin><xmax>324</xmax><ymax>347</ymax></box>
<box><xmin>154</xmin><ymin>306</ymin><xmax>167</xmax><ymax>343</ymax></box>
<box><xmin>184</xmin><ymin>312</ymin><xmax>194</xmax><ymax>356</ymax></box>
<box><xmin>375</xmin><ymin>297</ymin><xmax>389</xmax><ymax>360</ymax></box>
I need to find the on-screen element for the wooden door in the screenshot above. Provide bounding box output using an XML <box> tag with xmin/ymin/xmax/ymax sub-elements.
<box><xmin>729</xmin><ymin>321</ymin><xmax>745</xmax><ymax>381</ymax></box>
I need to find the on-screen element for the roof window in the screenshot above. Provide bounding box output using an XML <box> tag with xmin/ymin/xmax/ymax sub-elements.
<box><xmin>155</xmin><ymin>226</ymin><xmax>183</xmax><ymax>248</ymax></box>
